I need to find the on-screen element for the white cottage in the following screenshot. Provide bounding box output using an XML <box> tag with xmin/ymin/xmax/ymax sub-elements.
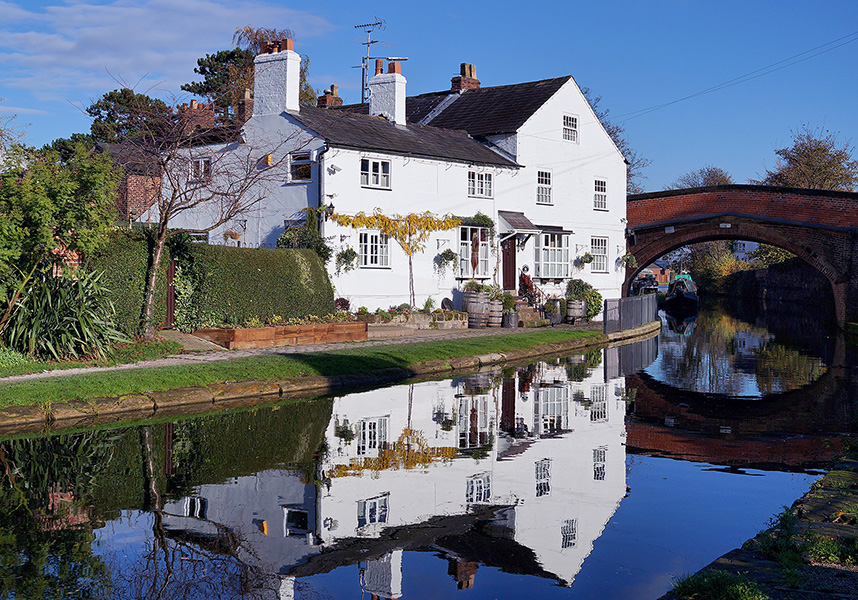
<box><xmin>164</xmin><ymin>39</ymin><xmax>628</xmax><ymax>312</ymax></box>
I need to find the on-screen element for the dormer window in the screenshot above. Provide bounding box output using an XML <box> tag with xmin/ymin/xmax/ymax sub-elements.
<box><xmin>563</xmin><ymin>114</ymin><xmax>578</xmax><ymax>142</ymax></box>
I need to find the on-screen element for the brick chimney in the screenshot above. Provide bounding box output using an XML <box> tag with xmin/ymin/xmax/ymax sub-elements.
<box><xmin>253</xmin><ymin>38</ymin><xmax>301</xmax><ymax>116</ymax></box>
<box><xmin>236</xmin><ymin>88</ymin><xmax>254</xmax><ymax>124</ymax></box>
<box><xmin>368</xmin><ymin>61</ymin><xmax>406</xmax><ymax>125</ymax></box>
<box><xmin>317</xmin><ymin>84</ymin><xmax>343</xmax><ymax>109</ymax></box>
<box><xmin>178</xmin><ymin>99</ymin><xmax>216</xmax><ymax>135</ymax></box>
<box><xmin>451</xmin><ymin>63</ymin><xmax>480</xmax><ymax>91</ymax></box>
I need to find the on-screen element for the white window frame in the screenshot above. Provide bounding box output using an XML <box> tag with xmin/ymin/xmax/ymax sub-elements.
<box><xmin>468</xmin><ymin>171</ymin><xmax>493</xmax><ymax>198</ymax></box>
<box><xmin>289</xmin><ymin>152</ymin><xmax>312</xmax><ymax>182</ymax></box>
<box><xmin>357</xmin><ymin>494</ymin><xmax>389</xmax><ymax>528</ymax></box>
<box><xmin>561</xmin><ymin>519</ymin><xmax>578</xmax><ymax>548</ymax></box>
<box><xmin>535</xmin><ymin>232</ymin><xmax>570</xmax><ymax>279</ymax></box>
<box><xmin>563</xmin><ymin>114</ymin><xmax>579</xmax><ymax>143</ymax></box>
<box><xmin>538</xmin><ymin>386</ymin><xmax>569</xmax><ymax>434</ymax></box>
<box><xmin>466</xmin><ymin>472</ymin><xmax>492</xmax><ymax>504</ymax></box>
<box><xmin>590</xmin><ymin>236</ymin><xmax>608</xmax><ymax>273</ymax></box>
<box><xmin>360</xmin><ymin>157</ymin><xmax>391</xmax><ymax>189</ymax></box>
<box><xmin>190</xmin><ymin>157</ymin><xmax>211</xmax><ymax>182</ymax></box>
<box><xmin>594</xmin><ymin>178</ymin><xmax>607</xmax><ymax>210</ymax></box>
<box><xmin>183</xmin><ymin>496</ymin><xmax>208</xmax><ymax>519</ymax></box>
<box><xmin>459</xmin><ymin>226</ymin><xmax>490</xmax><ymax>278</ymax></box>
<box><xmin>282</xmin><ymin>507</ymin><xmax>309</xmax><ymax>536</ymax></box>
<box><xmin>536</xmin><ymin>170</ymin><xmax>552</xmax><ymax>205</ymax></box>
<box><xmin>359</xmin><ymin>231</ymin><xmax>390</xmax><ymax>268</ymax></box>
<box><xmin>356</xmin><ymin>416</ymin><xmax>389</xmax><ymax>456</ymax></box>
<box><xmin>593</xmin><ymin>446</ymin><xmax>607</xmax><ymax>481</ymax></box>
<box><xmin>590</xmin><ymin>384</ymin><xmax>608</xmax><ymax>422</ymax></box>
<box><xmin>535</xmin><ymin>458</ymin><xmax>552</xmax><ymax>497</ymax></box>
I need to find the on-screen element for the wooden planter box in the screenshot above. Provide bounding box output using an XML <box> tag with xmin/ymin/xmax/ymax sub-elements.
<box><xmin>193</xmin><ymin>322</ymin><xmax>368</xmax><ymax>350</ymax></box>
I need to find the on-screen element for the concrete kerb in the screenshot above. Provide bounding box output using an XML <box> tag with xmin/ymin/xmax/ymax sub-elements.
<box><xmin>0</xmin><ymin>321</ymin><xmax>661</xmax><ymax>437</ymax></box>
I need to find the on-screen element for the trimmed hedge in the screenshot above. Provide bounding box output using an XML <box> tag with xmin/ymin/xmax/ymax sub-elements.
<box><xmin>174</xmin><ymin>244</ymin><xmax>335</xmax><ymax>330</ymax></box>
<box><xmin>85</xmin><ymin>229</ymin><xmax>167</xmax><ymax>335</ymax></box>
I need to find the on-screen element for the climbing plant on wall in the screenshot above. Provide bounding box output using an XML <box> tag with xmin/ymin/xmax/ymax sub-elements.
<box><xmin>331</xmin><ymin>209</ymin><xmax>461</xmax><ymax>306</ymax></box>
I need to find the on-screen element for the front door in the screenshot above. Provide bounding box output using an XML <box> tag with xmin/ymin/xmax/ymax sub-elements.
<box><xmin>502</xmin><ymin>238</ymin><xmax>516</xmax><ymax>290</ymax></box>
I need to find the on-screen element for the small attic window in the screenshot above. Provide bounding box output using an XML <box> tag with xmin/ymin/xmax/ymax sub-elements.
<box><xmin>563</xmin><ymin>114</ymin><xmax>578</xmax><ymax>143</ymax></box>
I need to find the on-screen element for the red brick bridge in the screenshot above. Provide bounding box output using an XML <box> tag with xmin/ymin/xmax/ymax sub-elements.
<box><xmin>625</xmin><ymin>185</ymin><xmax>858</xmax><ymax>325</ymax></box>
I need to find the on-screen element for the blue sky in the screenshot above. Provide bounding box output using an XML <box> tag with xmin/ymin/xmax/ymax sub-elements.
<box><xmin>1</xmin><ymin>0</ymin><xmax>856</xmax><ymax>191</ymax></box>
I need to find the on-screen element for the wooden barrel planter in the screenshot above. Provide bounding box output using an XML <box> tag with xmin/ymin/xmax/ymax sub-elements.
<box><xmin>463</xmin><ymin>290</ymin><xmax>489</xmax><ymax>314</ymax></box>
<box><xmin>487</xmin><ymin>299</ymin><xmax>503</xmax><ymax>327</ymax></box>
<box><xmin>566</xmin><ymin>300</ymin><xmax>587</xmax><ymax>324</ymax></box>
<box><xmin>468</xmin><ymin>312</ymin><xmax>488</xmax><ymax>329</ymax></box>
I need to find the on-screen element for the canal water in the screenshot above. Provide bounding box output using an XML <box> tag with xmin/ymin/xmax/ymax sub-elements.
<box><xmin>0</xmin><ymin>302</ymin><xmax>853</xmax><ymax>599</ymax></box>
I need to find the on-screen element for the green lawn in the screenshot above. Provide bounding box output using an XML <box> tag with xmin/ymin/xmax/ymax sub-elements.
<box><xmin>0</xmin><ymin>329</ymin><xmax>600</xmax><ymax>408</ymax></box>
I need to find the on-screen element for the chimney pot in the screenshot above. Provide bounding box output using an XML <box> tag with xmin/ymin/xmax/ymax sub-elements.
<box><xmin>283</xmin><ymin>38</ymin><xmax>294</xmax><ymax>51</ymax></box>
<box><xmin>374</xmin><ymin>58</ymin><xmax>384</xmax><ymax>76</ymax></box>
<box><xmin>387</xmin><ymin>61</ymin><xmax>401</xmax><ymax>74</ymax></box>
<box><xmin>190</xmin><ymin>99</ymin><xmax>197</xmax><ymax>109</ymax></box>
<box><xmin>331</xmin><ymin>84</ymin><xmax>339</xmax><ymax>97</ymax></box>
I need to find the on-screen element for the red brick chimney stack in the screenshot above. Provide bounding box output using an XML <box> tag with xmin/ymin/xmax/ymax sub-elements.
<box><xmin>451</xmin><ymin>63</ymin><xmax>480</xmax><ymax>91</ymax></box>
<box><xmin>179</xmin><ymin>100</ymin><xmax>216</xmax><ymax>134</ymax></box>
<box><xmin>317</xmin><ymin>84</ymin><xmax>344</xmax><ymax>109</ymax></box>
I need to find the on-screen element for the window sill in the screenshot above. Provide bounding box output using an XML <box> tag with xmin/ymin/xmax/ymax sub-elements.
<box><xmin>359</xmin><ymin>265</ymin><xmax>391</xmax><ymax>270</ymax></box>
<box><xmin>468</xmin><ymin>194</ymin><xmax>493</xmax><ymax>199</ymax></box>
<box><xmin>361</xmin><ymin>185</ymin><xmax>392</xmax><ymax>191</ymax></box>
<box><xmin>536</xmin><ymin>202</ymin><xmax>554</xmax><ymax>206</ymax></box>
<box><xmin>593</xmin><ymin>207</ymin><xmax>609</xmax><ymax>212</ymax></box>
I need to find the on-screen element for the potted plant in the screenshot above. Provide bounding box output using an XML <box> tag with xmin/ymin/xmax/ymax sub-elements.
<box><xmin>501</xmin><ymin>293</ymin><xmax>519</xmax><ymax>328</ymax></box>
<box><xmin>434</xmin><ymin>248</ymin><xmax>459</xmax><ymax>276</ymax></box>
<box><xmin>579</xmin><ymin>252</ymin><xmax>594</xmax><ymax>264</ymax></box>
<box><xmin>335</xmin><ymin>247</ymin><xmax>359</xmax><ymax>275</ymax></box>
<box><xmin>541</xmin><ymin>298</ymin><xmax>562</xmax><ymax>325</ymax></box>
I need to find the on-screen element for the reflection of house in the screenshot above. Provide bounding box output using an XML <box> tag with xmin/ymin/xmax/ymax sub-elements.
<box><xmin>148</xmin><ymin>39</ymin><xmax>627</xmax><ymax>310</ymax></box>
<box><xmin>161</xmin><ymin>353</ymin><xmax>628</xmax><ymax>596</ymax></box>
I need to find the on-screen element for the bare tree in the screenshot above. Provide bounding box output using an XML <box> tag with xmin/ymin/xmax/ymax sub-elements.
<box><xmin>112</xmin><ymin>100</ymin><xmax>301</xmax><ymax>339</ymax></box>
<box><xmin>582</xmin><ymin>88</ymin><xmax>651</xmax><ymax>194</ymax></box>
<box><xmin>669</xmin><ymin>165</ymin><xmax>734</xmax><ymax>189</ymax></box>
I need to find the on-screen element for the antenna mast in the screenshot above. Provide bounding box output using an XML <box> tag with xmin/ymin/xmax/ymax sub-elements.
<box><xmin>354</xmin><ymin>19</ymin><xmax>385</xmax><ymax>104</ymax></box>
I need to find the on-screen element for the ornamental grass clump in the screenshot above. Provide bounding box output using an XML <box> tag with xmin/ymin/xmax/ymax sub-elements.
<box><xmin>2</xmin><ymin>270</ymin><xmax>126</xmax><ymax>360</ymax></box>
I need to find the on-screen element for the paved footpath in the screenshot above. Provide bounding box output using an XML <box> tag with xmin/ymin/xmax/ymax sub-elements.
<box><xmin>0</xmin><ymin>323</ymin><xmax>603</xmax><ymax>383</ymax></box>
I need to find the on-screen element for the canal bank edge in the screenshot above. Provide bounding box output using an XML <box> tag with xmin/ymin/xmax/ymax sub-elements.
<box><xmin>0</xmin><ymin>320</ymin><xmax>660</xmax><ymax>437</ymax></box>
<box><xmin>658</xmin><ymin>456</ymin><xmax>858</xmax><ymax>600</ymax></box>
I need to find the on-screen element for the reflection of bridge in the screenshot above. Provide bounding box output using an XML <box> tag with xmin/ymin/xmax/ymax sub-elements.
<box><xmin>626</xmin><ymin>185</ymin><xmax>858</xmax><ymax>325</ymax></box>
<box><xmin>625</xmin><ymin>364</ymin><xmax>857</xmax><ymax>468</ymax></box>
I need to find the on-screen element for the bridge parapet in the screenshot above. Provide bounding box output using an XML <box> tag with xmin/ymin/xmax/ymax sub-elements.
<box><xmin>625</xmin><ymin>185</ymin><xmax>858</xmax><ymax>326</ymax></box>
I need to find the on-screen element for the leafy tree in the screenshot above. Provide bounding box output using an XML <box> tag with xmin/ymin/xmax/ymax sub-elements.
<box><xmin>232</xmin><ymin>26</ymin><xmax>317</xmax><ymax>106</ymax></box>
<box><xmin>181</xmin><ymin>48</ymin><xmax>256</xmax><ymax>115</ymax></box>
<box><xmin>86</xmin><ymin>88</ymin><xmax>175</xmax><ymax>143</ymax></box>
<box><xmin>583</xmin><ymin>88</ymin><xmax>651</xmax><ymax>194</ymax></box>
<box><xmin>670</xmin><ymin>165</ymin><xmax>734</xmax><ymax>189</ymax></box>
<box><xmin>331</xmin><ymin>210</ymin><xmax>461</xmax><ymax>306</ymax></box>
<box><xmin>41</xmin><ymin>132</ymin><xmax>97</xmax><ymax>162</ymax></box>
<box><xmin>755</xmin><ymin>125</ymin><xmax>858</xmax><ymax>191</ymax></box>
<box><xmin>0</xmin><ymin>99</ymin><xmax>24</xmax><ymax>169</ymax></box>
<box><xmin>748</xmin><ymin>243</ymin><xmax>795</xmax><ymax>268</ymax></box>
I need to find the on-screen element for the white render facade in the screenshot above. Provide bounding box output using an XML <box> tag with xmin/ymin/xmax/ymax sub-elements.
<box><xmin>162</xmin><ymin>41</ymin><xmax>628</xmax><ymax>313</ymax></box>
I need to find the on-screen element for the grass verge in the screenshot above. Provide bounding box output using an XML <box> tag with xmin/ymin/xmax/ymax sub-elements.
<box><xmin>0</xmin><ymin>329</ymin><xmax>600</xmax><ymax>409</ymax></box>
<box><xmin>672</xmin><ymin>571</ymin><xmax>770</xmax><ymax>600</ymax></box>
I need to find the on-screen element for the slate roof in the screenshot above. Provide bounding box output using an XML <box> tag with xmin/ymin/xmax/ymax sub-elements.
<box><xmin>498</xmin><ymin>210</ymin><xmax>539</xmax><ymax>232</ymax></box>
<box><xmin>337</xmin><ymin>76</ymin><xmax>571</xmax><ymax>138</ymax></box>
<box><xmin>412</xmin><ymin>77</ymin><xmax>572</xmax><ymax>136</ymax></box>
<box><xmin>292</xmin><ymin>105</ymin><xmax>517</xmax><ymax>168</ymax></box>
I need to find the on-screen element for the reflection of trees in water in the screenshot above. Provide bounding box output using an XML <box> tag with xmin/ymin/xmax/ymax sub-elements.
<box><xmin>656</xmin><ymin>305</ymin><xmax>826</xmax><ymax>396</ymax></box>
<box><xmin>0</xmin><ymin>431</ymin><xmax>118</xmax><ymax>598</ymax></box>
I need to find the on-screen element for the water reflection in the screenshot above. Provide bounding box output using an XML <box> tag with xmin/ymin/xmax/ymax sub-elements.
<box><xmin>648</xmin><ymin>303</ymin><xmax>828</xmax><ymax>398</ymax></box>
<box><xmin>0</xmin><ymin>322</ymin><xmax>843</xmax><ymax>599</ymax></box>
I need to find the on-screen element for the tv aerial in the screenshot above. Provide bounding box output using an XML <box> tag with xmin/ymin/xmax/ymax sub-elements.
<box><xmin>352</xmin><ymin>19</ymin><xmax>407</xmax><ymax>103</ymax></box>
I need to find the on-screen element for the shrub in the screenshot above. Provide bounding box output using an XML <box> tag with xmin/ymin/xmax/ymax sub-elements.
<box><xmin>335</xmin><ymin>297</ymin><xmax>351</xmax><ymax>312</ymax></box>
<box><xmin>2</xmin><ymin>270</ymin><xmax>126</xmax><ymax>360</ymax></box>
<box><xmin>0</xmin><ymin>347</ymin><xmax>32</xmax><ymax>368</ymax></box>
<box><xmin>565</xmin><ymin>278</ymin><xmax>603</xmax><ymax>320</ymax></box>
<box><xmin>671</xmin><ymin>571</ymin><xmax>769</xmax><ymax>600</ymax></box>
<box><xmin>86</xmin><ymin>229</ymin><xmax>168</xmax><ymax>335</ymax></box>
<box><xmin>173</xmin><ymin>245</ymin><xmax>335</xmax><ymax>330</ymax></box>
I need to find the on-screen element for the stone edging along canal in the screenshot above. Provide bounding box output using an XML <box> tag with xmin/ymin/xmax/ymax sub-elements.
<box><xmin>0</xmin><ymin>321</ymin><xmax>660</xmax><ymax>437</ymax></box>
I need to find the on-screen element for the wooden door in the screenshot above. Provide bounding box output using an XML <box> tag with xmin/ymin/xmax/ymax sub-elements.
<box><xmin>502</xmin><ymin>238</ymin><xmax>516</xmax><ymax>290</ymax></box>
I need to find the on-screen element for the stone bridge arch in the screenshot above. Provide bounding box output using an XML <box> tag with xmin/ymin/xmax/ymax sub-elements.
<box><xmin>625</xmin><ymin>185</ymin><xmax>858</xmax><ymax>326</ymax></box>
